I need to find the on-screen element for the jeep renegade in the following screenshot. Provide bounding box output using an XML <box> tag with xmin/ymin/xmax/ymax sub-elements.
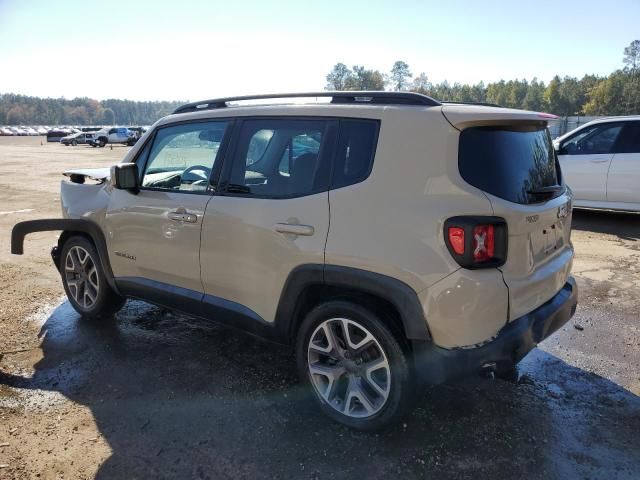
<box><xmin>12</xmin><ymin>92</ymin><xmax>577</xmax><ymax>430</ymax></box>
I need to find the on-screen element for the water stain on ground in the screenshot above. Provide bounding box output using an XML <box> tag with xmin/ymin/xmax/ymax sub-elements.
<box><xmin>1</xmin><ymin>299</ymin><xmax>639</xmax><ymax>479</ymax></box>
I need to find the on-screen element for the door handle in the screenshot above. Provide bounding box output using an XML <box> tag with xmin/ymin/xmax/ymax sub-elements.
<box><xmin>168</xmin><ymin>210</ymin><xmax>198</xmax><ymax>223</ymax></box>
<box><xmin>590</xmin><ymin>158</ymin><xmax>610</xmax><ymax>163</ymax></box>
<box><xmin>274</xmin><ymin>223</ymin><xmax>314</xmax><ymax>236</ymax></box>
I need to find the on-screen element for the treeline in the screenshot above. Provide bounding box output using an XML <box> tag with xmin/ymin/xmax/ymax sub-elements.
<box><xmin>325</xmin><ymin>40</ymin><xmax>640</xmax><ymax>116</ymax></box>
<box><xmin>0</xmin><ymin>94</ymin><xmax>184</xmax><ymax>125</ymax></box>
<box><xmin>2</xmin><ymin>41</ymin><xmax>639</xmax><ymax>124</ymax></box>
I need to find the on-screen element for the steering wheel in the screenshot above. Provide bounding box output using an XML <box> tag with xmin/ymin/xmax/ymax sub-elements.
<box><xmin>181</xmin><ymin>165</ymin><xmax>211</xmax><ymax>185</ymax></box>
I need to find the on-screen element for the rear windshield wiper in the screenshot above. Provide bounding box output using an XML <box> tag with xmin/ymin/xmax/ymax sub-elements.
<box><xmin>527</xmin><ymin>185</ymin><xmax>564</xmax><ymax>197</ymax></box>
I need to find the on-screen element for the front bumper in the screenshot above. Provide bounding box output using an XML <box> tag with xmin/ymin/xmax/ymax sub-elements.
<box><xmin>413</xmin><ymin>277</ymin><xmax>578</xmax><ymax>385</ymax></box>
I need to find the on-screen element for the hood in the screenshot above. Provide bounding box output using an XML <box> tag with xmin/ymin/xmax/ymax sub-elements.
<box><xmin>63</xmin><ymin>167</ymin><xmax>111</xmax><ymax>183</ymax></box>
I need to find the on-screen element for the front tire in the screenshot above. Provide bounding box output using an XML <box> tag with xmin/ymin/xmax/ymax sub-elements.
<box><xmin>60</xmin><ymin>236</ymin><xmax>125</xmax><ymax>318</ymax></box>
<box><xmin>296</xmin><ymin>300</ymin><xmax>410</xmax><ymax>431</ymax></box>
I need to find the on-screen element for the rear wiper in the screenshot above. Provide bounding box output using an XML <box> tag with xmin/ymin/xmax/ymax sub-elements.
<box><xmin>527</xmin><ymin>185</ymin><xmax>564</xmax><ymax>196</ymax></box>
<box><xmin>225</xmin><ymin>183</ymin><xmax>251</xmax><ymax>194</ymax></box>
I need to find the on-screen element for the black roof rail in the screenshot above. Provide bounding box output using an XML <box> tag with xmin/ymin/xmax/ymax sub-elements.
<box><xmin>440</xmin><ymin>101</ymin><xmax>503</xmax><ymax>108</ymax></box>
<box><xmin>172</xmin><ymin>91</ymin><xmax>441</xmax><ymax>114</ymax></box>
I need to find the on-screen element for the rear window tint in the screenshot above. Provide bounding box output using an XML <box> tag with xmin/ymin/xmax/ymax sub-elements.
<box><xmin>613</xmin><ymin>122</ymin><xmax>640</xmax><ymax>154</ymax></box>
<box><xmin>331</xmin><ymin>119</ymin><xmax>379</xmax><ymax>189</ymax></box>
<box><xmin>459</xmin><ymin>126</ymin><xmax>559</xmax><ymax>205</ymax></box>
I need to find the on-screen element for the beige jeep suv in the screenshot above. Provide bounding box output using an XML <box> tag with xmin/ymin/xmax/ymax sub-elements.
<box><xmin>12</xmin><ymin>92</ymin><xmax>577</xmax><ymax>430</ymax></box>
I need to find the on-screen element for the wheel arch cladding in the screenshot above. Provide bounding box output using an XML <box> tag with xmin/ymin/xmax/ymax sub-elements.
<box><xmin>276</xmin><ymin>264</ymin><xmax>432</xmax><ymax>343</ymax></box>
<box><xmin>11</xmin><ymin>218</ymin><xmax>120</xmax><ymax>295</ymax></box>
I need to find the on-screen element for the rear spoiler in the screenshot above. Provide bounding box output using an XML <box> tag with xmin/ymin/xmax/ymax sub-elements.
<box><xmin>441</xmin><ymin>104</ymin><xmax>558</xmax><ymax>130</ymax></box>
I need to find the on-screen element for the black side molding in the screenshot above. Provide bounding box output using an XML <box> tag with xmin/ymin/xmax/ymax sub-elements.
<box><xmin>12</xmin><ymin>219</ymin><xmax>78</xmax><ymax>255</ymax></box>
<box><xmin>323</xmin><ymin>265</ymin><xmax>432</xmax><ymax>341</ymax></box>
<box><xmin>115</xmin><ymin>277</ymin><xmax>282</xmax><ymax>343</ymax></box>
<box><xmin>274</xmin><ymin>264</ymin><xmax>325</xmax><ymax>339</ymax></box>
<box><xmin>11</xmin><ymin>218</ymin><xmax>119</xmax><ymax>295</ymax></box>
<box><xmin>275</xmin><ymin>264</ymin><xmax>432</xmax><ymax>341</ymax></box>
<box><xmin>117</xmin><ymin>265</ymin><xmax>433</xmax><ymax>344</ymax></box>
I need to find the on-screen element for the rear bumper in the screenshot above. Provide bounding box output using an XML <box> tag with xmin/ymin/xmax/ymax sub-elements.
<box><xmin>413</xmin><ymin>277</ymin><xmax>577</xmax><ymax>385</ymax></box>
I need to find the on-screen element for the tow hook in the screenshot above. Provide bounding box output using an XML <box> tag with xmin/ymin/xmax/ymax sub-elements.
<box><xmin>481</xmin><ymin>362</ymin><xmax>497</xmax><ymax>377</ymax></box>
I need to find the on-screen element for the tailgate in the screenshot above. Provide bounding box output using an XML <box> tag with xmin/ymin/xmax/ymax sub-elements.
<box><xmin>449</xmin><ymin>105</ymin><xmax>574</xmax><ymax>322</ymax></box>
<box><xmin>491</xmin><ymin>193</ymin><xmax>573</xmax><ymax>321</ymax></box>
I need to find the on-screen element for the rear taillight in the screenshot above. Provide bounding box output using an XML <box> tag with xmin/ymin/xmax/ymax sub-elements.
<box><xmin>472</xmin><ymin>224</ymin><xmax>495</xmax><ymax>262</ymax></box>
<box><xmin>444</xmin><ymin>217</ymin><xmax>507</xmax><ymax>269</ymax></box>
<box><xmin>448</xmin><ymin>227</ymin><xmax>465</xmax><ymax>255</ymax></box>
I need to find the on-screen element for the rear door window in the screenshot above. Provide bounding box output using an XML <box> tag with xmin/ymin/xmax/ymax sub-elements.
<box><xmin>560</xmin><ymin>123</ymin><xmax>623</xmax><ymax>155</ymax></box>
<box><xmin>278</xmin><ymin>133</ymin><xmax>322</xmax><ymax>175</ymax></box>
<box><xmin>227</xmin><ymin>118</ymin><xmax>332</xmax><ymax>198</ymax></box>
<box><xmin>613</xmin><ymin>122</ymin><xmax>640</xmax><ymax>154</ymax></box>
<box><xmin>459</xmin><ymin>126</ymin><xmax>560</xmax><ymax>205</ymax></box>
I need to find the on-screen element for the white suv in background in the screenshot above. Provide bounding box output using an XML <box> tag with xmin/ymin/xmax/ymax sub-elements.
<box><xmin>12</xmin><ymin>92</ymin><xmax>577</xmax><ymax>430</ymax></box>
<box><xmin>91</xmin><ymin>127</ymin><xmax>136</xmax><ymax>147</ymax></box>
<box><xmin>554</xmin><ymin>116</ymin><xmax>640</xmax><ymax>212</ymax></box>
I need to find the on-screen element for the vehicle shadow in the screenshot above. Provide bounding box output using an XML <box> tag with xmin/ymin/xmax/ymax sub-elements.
<box><xmin>1</xmin><ymin>301</ymin><xmax>639</xmax><ymax>479</ymax></box>
<box><xmin>572</xmin><ymin>209</ymin><xmax>640</xmax><ymax>241</ymax></box>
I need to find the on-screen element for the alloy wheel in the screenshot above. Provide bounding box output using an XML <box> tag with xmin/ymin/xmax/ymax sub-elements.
<box><xmin>64</xmin><ymin>246</ymin><xmax>99</xmax><ymax>308</ymax></box>
<box><xmin>307</xmin><ymin>318</ymin><xmax>391</xmax><ymax>418</ymax></box>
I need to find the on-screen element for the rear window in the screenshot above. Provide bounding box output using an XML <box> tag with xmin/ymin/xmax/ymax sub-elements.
<box><xmin>459</xmin><ymin>126</ymin><xmax>560</xmax><ymax>205</ymax></box>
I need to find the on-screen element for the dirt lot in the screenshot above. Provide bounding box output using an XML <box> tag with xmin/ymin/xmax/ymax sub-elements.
<box><xmin>0</xmin><ymin>136</ymin><xmax>638</xmax><ymax>479</ymax></box>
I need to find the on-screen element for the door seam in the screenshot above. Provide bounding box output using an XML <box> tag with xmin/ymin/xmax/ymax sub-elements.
<box><xmin>198</xmin><ymin>195</ymin><xmax>216</xmax><ymax>298</ymax></box>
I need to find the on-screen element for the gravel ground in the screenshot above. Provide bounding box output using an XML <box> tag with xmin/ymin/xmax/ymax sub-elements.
<box><xmin>0</xmin><ymin>136</ymin><xmax>638</xmax><ymax>479</ymax></box>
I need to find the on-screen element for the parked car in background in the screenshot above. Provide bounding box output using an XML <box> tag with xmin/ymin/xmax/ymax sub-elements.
<box><xmin>0</xmin><ymin>127</ymin><xmax>15</xmax><ymax>136</ymax></box>
<box><xmin>89</xmin><ymin>127</ymin><xmax>136</xmax><ymax>147</ymax></box>
<box><xmin>36</xmin><ymin>127</ymin><xmax>48</xmax><ymax>135</ymax></box>
<box><xmin>47</xmin><ymin>129</ymin><xmax>72</xmax><ymax>142</ymax></box>
<box><xmin>9</xmin><ymin>127</ymin><xmax>27</xmax><ymax>136</ymax></box>
<box><xmin>554</xmin><ymin>116</ymin><xmax>640</xmax><ymax>212</ymax></box>
<box><xmin>61</xmin><ymin>132</ymin><xmax>96</xmax><ymax>146</ymax></box>
<box><xmin>126</xmin><ymin>126</ymin><xmax>145</xmax><ymax>142</ymax></box>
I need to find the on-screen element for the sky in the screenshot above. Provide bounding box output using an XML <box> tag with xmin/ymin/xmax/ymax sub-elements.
<box><xmin>0</xmin><ymin>0</ymin><xmax>638</xmax><ymax>101</ymax></box>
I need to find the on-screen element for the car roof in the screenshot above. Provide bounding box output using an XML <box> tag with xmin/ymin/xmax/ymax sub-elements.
<box><xmin>162</xmin><ymin>92</ymin><xmax>559</xmax><ymax>129</ymax></box>
<box><xmin>555</xmin><ymin>115</ymin><xmax>640</xmax><ymax>142</ymax></box>
<box><xmin>583</xmin><ymin>115</ymin><xmax>640</xmax><ymax>125</ymax></box>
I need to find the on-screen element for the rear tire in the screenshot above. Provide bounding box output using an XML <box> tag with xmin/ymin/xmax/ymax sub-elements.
<box><xmin>296</xmin><ymin>300</ymin><xmax>411</xmax><ymax>431</ymax></box>
<box><xmin>60</xmin><ymin>236</ymin><xmax>125</xmax><ymax>318</ymax></box>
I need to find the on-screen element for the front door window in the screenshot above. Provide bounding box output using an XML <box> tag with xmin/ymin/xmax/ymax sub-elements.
<box><xmin>141</xmin><ymin>121</ymin><xmax>229</xmax><ymax>192</ymax></box>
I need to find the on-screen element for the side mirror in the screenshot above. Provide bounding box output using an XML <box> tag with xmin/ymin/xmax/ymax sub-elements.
<box><xmin>111</xmin><ymin>163</ymin><xmax>139</xmax><ymax>192</ymax></box>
